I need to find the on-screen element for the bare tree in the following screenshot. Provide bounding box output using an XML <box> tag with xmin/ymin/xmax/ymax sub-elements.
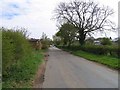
<box><xmin>54</xmin><ymin>0</ymin><xmax>115</xmax><ymax>45</ymax></box>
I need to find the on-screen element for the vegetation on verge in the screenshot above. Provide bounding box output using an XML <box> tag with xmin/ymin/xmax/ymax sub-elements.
<box><xmin>57</xmin><ymin>45</ymin><xmax>119</xmax><ymax>57</ymax></box>
<box><xmin>57</xmin><ymin>46</ymin><xmax>119</xmax><ymax>70</ymax></box>
<box><xmin>2</xmin><ymin>28</ymin><xmax>32</xmax><ymax>75</ymax></box>
<box><xmin>3</xmin><ymin>50</ymin><xmax>44</xmax><ymax>88</ymax></box>
<box><xmin>2</xmin><ymin>27</ymin><xmax>45</xmax><ymax>88</ymax></box>
<box><xmin>73</xmin><ymin>51</ymin><xmax>119</xmax><ymax>70</ymax></box>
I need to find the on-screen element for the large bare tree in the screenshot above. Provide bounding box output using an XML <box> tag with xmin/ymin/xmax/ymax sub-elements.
<box><xmin>54</xmin><ymin>0</ymin><xmax>115</xmax><ymax>45</ymax></box>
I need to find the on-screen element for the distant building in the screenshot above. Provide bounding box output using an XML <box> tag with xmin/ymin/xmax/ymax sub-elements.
<box><xmin>112</xmin><ymin>37</ymin><xmax>120</xmax><ymax>45</ymax></box>
<box><xmin>94</xmin><ymin>40</ymin><xmax>101</xmax><ymax>45</ymax></box>
<box><xmin>28</xmin><ymin>38</ymin><xmax>42</xmax><ymax>50</ymax></box>
<box><xmin>112</xmin><ymin>38</ymin><xmax>118</xmax><ymax>42</ymax></box>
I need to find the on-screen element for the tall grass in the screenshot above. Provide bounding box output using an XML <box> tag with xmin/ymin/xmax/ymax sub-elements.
<box><xmin>2</xmin><ymin>50</ymin><xmax>44</xmax><ymax>88</ymax></box>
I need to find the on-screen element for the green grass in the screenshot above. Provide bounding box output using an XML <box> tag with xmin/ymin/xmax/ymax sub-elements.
<box><xmin>62</xmin><ymin>48</ymin><xmax>119</xmax><ymax>70</ymax></box>
<box><xmin>2</xmin><ymin>50</ymin><xmax>45</xmax><ymax>88</ymax></box>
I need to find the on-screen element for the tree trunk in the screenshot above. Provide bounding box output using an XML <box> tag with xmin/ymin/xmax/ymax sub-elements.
<box><xmin>63</xmin><ymin>39</ymin><xmax>67</xmax><ymax>46</ymax></box>
<box><xmin>68</xmin><ymin>41</ymin><xmax>71</xmax><ymax>48</ymax></box>
<box><xmin>78</xmin><ymin>29</ymin><xmax>86</xmax><ymax>46</ymax></box>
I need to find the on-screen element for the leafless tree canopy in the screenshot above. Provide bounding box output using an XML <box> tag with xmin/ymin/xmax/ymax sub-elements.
<box><xmin>55</xmin><ymin>0</ymin><xmax>115</xmax><ymax>31</ymax></box>
<box><xmin>54</xmin><ymin>0</ymin><xmax>115</xmax><ymax>45</ymax></box>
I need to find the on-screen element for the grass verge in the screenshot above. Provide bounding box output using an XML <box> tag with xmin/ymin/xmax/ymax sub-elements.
<box><xmin>2</xmin><ymin>50</ymin><xmax>45</xmax><ymax>88</ymax></box>
<box><xmin>62</xmin><ymin>48</ymin><xmax>119</xmax><ymax>70</ymax></box>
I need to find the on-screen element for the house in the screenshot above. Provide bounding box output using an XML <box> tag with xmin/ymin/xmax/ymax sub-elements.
<box><xmin>28</xmin><ymin>38</ymin><xmax>42</xmax><ymax>50</ymax></box>
<box><xmin>85</xmin><ymin>37</ymin><xmax>101</xmax><ymax>45</ymax></box>
<box><xmin>94</xmin><ymin>37</ymin><xmax>112</xmax><ymax>45</ymax></box>
<box><xmin>112</xmin><ymin>37</ymin><xmax>120</xmax><ymax>45</ymax></box>
<box><xmin>94</xmin><ymin>40</ymin><xmax>101</xmax><ymax>45</ymax></box>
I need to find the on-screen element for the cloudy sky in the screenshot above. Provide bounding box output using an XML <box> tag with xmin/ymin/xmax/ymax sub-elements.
<box><xmin>0</xmin><ymin>0</ymin><xmax>119</xmax><ymax>39</ymax></box>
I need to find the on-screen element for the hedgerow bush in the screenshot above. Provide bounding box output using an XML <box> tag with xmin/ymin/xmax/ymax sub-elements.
<box><xmin>57</xmin><ymin>45</ymin><xmax>119</xmax><ymax>57</ymax></box>
<box><xmin>106</xmin><ymin>45</ymin><xmax>119</xmax><ymax>57</ymax></box>
<box><xmin>101</xmin><ymin>38</ymin><xmax>112</xmax><ymax>45</ymax></box>
<box><xmin>40</xmin><ymin>33</ymin><xmax>52</xmax><ymax>49</ymax></box>
<box><xmin>82</xmin><ymin>45</ymin><xmax>119</xmax><ymax>57</ymax></box>
<box><xmin>2</xmin><ymin>28</ymin><xmax>32</xmax><ymax>81</ymax></box>
<box><xmin>41</xmin><ymin>39</ymin><xmax>49</xmax><ymax>49</ymax></box>
<box><xmin>81</xmin><ymin>45</ymin><xmax>109</xmax><ymax>55</ymax></box>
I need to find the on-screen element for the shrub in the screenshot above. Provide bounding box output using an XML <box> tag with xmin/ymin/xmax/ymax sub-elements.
<box><xmin>106</xmin><ymin>45</ymin><xmax>119</xmax><ymax>57</ymax></box>
<box><xmin>2</xmin><ymin>28</ymin><xmax>32</xmax><ymax>81</ymax></box>
<box><xmin>101</xmin><ymin>38</ymin><xmax>112</xmax><ymax>45</ymax></box>
<box><xmin>82</xmin><ymin>45</ymin><xmax>119</xmax><ymax>57</ymax></box>
<box><xmin>41</xmin><ymin>33</ymin><xmax>51</xmax><ymax>49</ymax></box>
<box><xmin>41</xmin><ymin>39</ymin><xmax>49</xmax><ymax>49</ymax></box>
<box><xmin>81</xmin><ymin>45</ymin><xmax>108</xmax><ymax>55</ymax></box>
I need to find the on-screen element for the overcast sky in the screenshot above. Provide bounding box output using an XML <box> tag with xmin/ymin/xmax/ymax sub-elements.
<box><xmin>0</xmin><ymin>0</ymin><xmax>119</xmax><ymax>39</ymax></box>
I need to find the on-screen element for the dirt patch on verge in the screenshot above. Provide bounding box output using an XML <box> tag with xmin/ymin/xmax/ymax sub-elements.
<box><xmin>33</xmin><ymin>53</ymin><xmax>49</xmax><ymax>88</ymax></box>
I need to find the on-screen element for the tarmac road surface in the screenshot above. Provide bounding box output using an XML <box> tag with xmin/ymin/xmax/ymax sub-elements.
<box><xmin>42</xmin><ymin>47</ymin><xmax>118</xmax><ymax>88</ymax></box>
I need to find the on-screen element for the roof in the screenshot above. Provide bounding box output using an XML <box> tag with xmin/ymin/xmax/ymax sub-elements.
<box><xmin>28</xmin><ymin>38</ymin><xmax>40</xmax><ymax>42</ymax></box>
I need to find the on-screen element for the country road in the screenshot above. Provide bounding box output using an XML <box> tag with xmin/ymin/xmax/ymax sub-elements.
<box><xmin>42</xmin><ymin>47</ymin><xmax>118</xmax><ymax>88</ymax></box>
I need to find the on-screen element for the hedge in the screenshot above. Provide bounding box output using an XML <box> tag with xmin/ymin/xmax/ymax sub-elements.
<box><xmin>57</xmin><ymin>45</ymin><xmax>119</xmax><ymax>57</ymax></box>
<box><xmin>2</xmin><ymin>28</ymin><xmax>32</xmax><ymax>81</ymax></box>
